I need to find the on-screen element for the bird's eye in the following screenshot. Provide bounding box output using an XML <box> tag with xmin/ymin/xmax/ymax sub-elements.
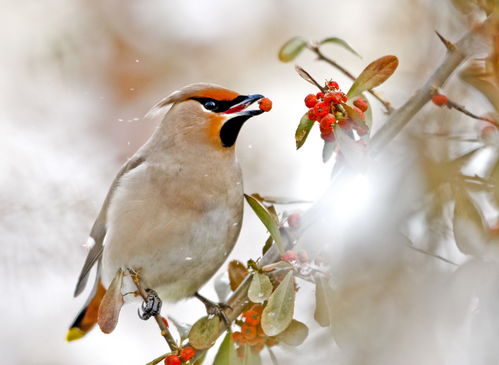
<box><xmin>204</xmin><ymin>101</ymin><xmax>217</xmax><ymax>110</ymax></box>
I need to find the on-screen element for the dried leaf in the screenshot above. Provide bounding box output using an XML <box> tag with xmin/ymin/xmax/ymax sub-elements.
<box><xmin>295</xmin><ymin>65</ymin><xmax>324</xmax><ymax>91</ymax></box>
<box><xmin>347</xmin><ymin>55</ymin><xmax>399</xmax><ymax>98</ymax></box>
<box><xmin>212</xmin><ymin>331</ymin><xmax>237</xmax><ymax>365</ymax></box>
<box><xmin>188</xmin><ymin>316</ymin><xmax>221</xmax><ymax>350</ymax></box>
<box><xmin>228</xmin><ymin>260</ymin><xmax>248</xmax><ymax>291</ymax></box>
<box><xmin>214</xmin><ymin>272</ymin><xmax>231</xmax><ymax>302</ymax></box>
<box><xmin>97</xmin><ymin>268</ymin><xmax>124</xmax><ymax>334</ymax></box>
<box><xmin>261</xmin><ymin>271</ymin><xmax>295</xmax><ymax>336</ymax></box>
<box><xmin>320</xmin><ymin>37</ymin><xmax>361</xmax><ymax>58</ymax></box>
<box><xmin>244</xmin><ymin>194</ymin><xmax>284</xmax><ymax>254</ymax></box>
<box><xmin>322</xmin><ymin>140</ymin><xmax>337</xmax><ymax>163</ymax></box>
<box><xmin>314</xmin><ymin>276</ymin><xmax>334</xmax><ymax>327</ymax></box>
<box><xmin>248</xmin><ymin>272</ymin><xmax>273</xmax><ymax>304</ymax></box>
<box><xmin>278</xmin><ymin>37</ymin><xmax>308</xmax><ymax>62</ymax></box>
<box><xmin>275</xmin><ymin>319</ymin><xmax>309</xmax><ymax>346</ymax></box>
<box><xmin>295</xmin><ymin>113</ymin><xmax>315</xmax><ymax>150</ymax></box>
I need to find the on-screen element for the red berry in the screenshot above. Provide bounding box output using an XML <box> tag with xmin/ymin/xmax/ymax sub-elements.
<box><xmin>323</xmin><ymin>92</ymin><xmax>335</xmax><ymax>104</ymax></box>
<box><xmin>161</xmin><ymin>317</ymin><xmax>169</xmax><ymax>328</ymax></box>
<box><xmin>287</xmin><ymin>212</ymin><xmax>301</xmax><ymax>228</ymax></box>
<box><xmin>352</xmin><ymin>106</ymin><xmax>366</xmax><ymax>120</ymax></box>
<box><xmin>307</xmin><ymin>108</ymin><xmax>318</xmax><ymax>121</ymax></box>
<box><xmin>353</xmin><ymin>97</ymin><xmax>368</xmax><ymax>112</ymax></box>
<box><xmin>314</xmin><ymin>102</ymin><xmax>330</xmax><ymax>118</ymax></box>
<box><xmin>328</xmin><ymin>81</ymin><xmax>339</xmax><ymax>90</ymax></box>
<box><xmin>164</xmin><ymin>355</ymin><xmax>181</xmax><ymax>365</ymax></box>
<box><xmin>341</xmin><ymin>93</ymin><xmax>348</xmax><ymax>103</ymax></box>
<box><xmin>432</xmin><ymin>94</ymin><xmax>448</xmax><ymax>106</ymax></box>
<box><xmin>241</xmin><ymin>324</ymin><xmax>257</xmax><ymax>339</ymax></box>
<box><xmin>338</xmin><ymin>117</ymin><xmax>352</xmax><ymax>130</ymax></box>
<box><xmin>304</xmin><ymin>94</ymin><xmax>318</xmax><ymax>108</ymax></box>
<box><xmin>232</xmin><ymin>331</ymin><xmax>243</xmax><ymax>343</ymax></box>
<box><xmin>319</xmin><ymin>114</ymin><xmax>336</xmax><ymax>135</ymax></box>
<box><xmin>316</xmin><ymin>92</ymin><xmax>324</xmax><ymax>100</ymax></box>
<box><xmin>282</xmin><ymin>250</ymin><xmax>297</xmax><ymax>262</ymax></box>
<box><xmin>321</xmin><ymin>131</ymin><xmax>336</xmax><ymax>142</ymax></box>
<box><xmin>329</xmin><ymin>92</ymin><xmax>342</xmax><ymax>104</ymax></box>
<box><xmin>243</xmin><ymin>310</ymin><xmax>261</xmax><ymax>326</ymax></box>
<box><xmin>258</xmin><ymin>97</ymin><xmax>272</xmax><ymax>112</ymax></box>
<box><xmin>180</xmin><ymin>347</ymin><xmax>196</xmax><ymax>362</ymax></box>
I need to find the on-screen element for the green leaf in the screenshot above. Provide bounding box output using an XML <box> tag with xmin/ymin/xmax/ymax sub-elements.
<box><xmin>212</xmin><ymin>331</ymin><xmax>237</xmax><ymax>365</ymax></box>
<box><xmin>314</xmin><ymin>276</ymin><xmax>334</xmax><ymax>327</ymax></box>
<box><xmin>228</xmin><ymin>260</ymin><xmax>248</xmax><ymax>291</ymax></box>
<box><xmin>244</xmin><ymin>194</ymin><xmax>284</xmax><ymax>254</ymax></box>
<box><xmin>262</xmin><ymin>235</ymin><xmax>273</xmax><ymax>256</ymax></box>
<box><xmin>189</xmin><ymin>316</ymin><xmax>221</xmax><ymax>350</ymax></box>
<box><xmin>278</xmin><ymin>37</ymin><xmax>307</xmax><ymax>62</ymax></box>
<box><xmin>322</xmin><ymin>140</ymin><xmax>337</xmax><ymax>163</ymax></box>
<box><xmin>295</xmin><ymin>112</ymin><xmax>315</xmax><ymax>150</ymax></box>
<box><xmin>320</xmin><ymin>37</ymin><xmax>361</xmax><ymax>58</ymax></box>
<box><xmin>193</xmin><ymin>349</ymin><xmax>208</xmax><ymax>365</ymax></box>
<box><xmin>248</xmin><ymin>272</ymin><xmax>273</xmax><ymax>303</ymax></box>
<box><xmin>261</xmin><ymin>271</ymin><xmax>295</xmax><ymax>336</ymax></box>
<box><xmin>347</xmin><ymin>55</ymin><xmax>399</xmax><ymax>98</ymax></box>
<box><xmin>241</xmin><ymin>344</ymin><xmax>262</xmax><ymax>365</ymax></box>
<box><xmin>275</xmin><ymin>319</ymin><xmax>309</xmax><ymax>346</ymax></box>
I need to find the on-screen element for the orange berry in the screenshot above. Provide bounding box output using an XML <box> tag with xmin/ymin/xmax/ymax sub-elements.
<box><xmin>251</xmin><ymin>342</ymin><xmax>265</xmax><ymax>353</ymax></box>
<box><xmin>353</xmin><ymin>97</ymin><xmax>368</xmax><ymax>112</ymax></box>
<box><xmin>248</xmin><ymin>336</ymin><xmax>265</xmax><ymax>346</ymax></box>
<box><xmin>243</xmin><ymin>310</ymin><xmax>261</xmax><ymax>326</ymax></box>
<box><xmin>304</xmin><ymin>94</ymin><xmax>318</xmax><ymax>108</ymax></box>
<box><xmin>320</xmin><ymin>114</ymin><xmax>336</xmax><ymax>135</ymax></box>
<box><xmin>258</xmin><ymin>97</ymin><xmax>272</xmax><ymax>112</ymax></box>
<box><xmin>316</xmin><ymin>92</ymin><xmax>324</xmax><ymax>100</ymax></box>
<box><xmin>314</xmin><ymin>102</ymin><xmax>330</xmax><ymax>118</ymax></box>
<box><xmin>232</xmin><ymin>331</ymin><xmax>243</xmax><ymax>344</ymax></box>
<box><xmin>281</xmin><ymin>250</ymin><xmax>297</xmax><ymax>262</ymax></box>
<box><xmin>241</xmin><ymin>324</ymin><xmax>257</xmax><ymax>339</ymax></box>
<box><xmin>287</xmin><ymin>212</ymin><xmax>301</xmax><ymax>228</ymax></box>
<box><xmin>338</xmin><ymin>117</ymin><xmax>352</xmax><ymax>131</ymax></box>
<box><xmin>164</xmin><ymin>355</ymin><xmax>181</xmax><ymax>365</ymax></box>
<box><xmin>179</xmin><ymin>347</ymin><xmax>196</xmax><ymax>362</ymax></box>
<box><xmin>432</xmin><ymin>94</ymin><xmax>448</xmax><ymax>106</ymax></box>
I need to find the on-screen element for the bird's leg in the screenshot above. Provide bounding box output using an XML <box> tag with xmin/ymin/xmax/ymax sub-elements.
<box><xmin>194</xmin><ymin>292</ymin><xmax>232</xmax><ymax>324</ymax></box>
<box><xmin>138</xmin><ymin>288</ymin><xmax>162</xmax><ymax>320</ymax></box>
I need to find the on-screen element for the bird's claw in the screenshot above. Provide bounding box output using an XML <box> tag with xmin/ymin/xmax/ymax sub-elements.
<box><xmin>195</xmin><ymin>292</ymin><xmax>232</xmax><ymax>325</ymax></box>
<box><xmin>138</xmin><ymin>288</ymin><xmax>162</xmax><ymax>320</ymax></box>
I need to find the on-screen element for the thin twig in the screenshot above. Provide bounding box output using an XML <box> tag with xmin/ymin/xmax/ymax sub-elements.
<box><xmin>308</xmin><ymin>44</ymin><xmax>394</xmax><ymax>114</ymax></box>
<box><xmin>128</xmin><ymin>268</ymin><xmax>178</xmax><ymax>353</ymax></box>
<box><xmin>369</xmin><ymin>13</ymin><xmax>497</xmax><ymax>156</ymax></box>
<box><xmin>405</xmin><ymin>244</ymin><xmax>458</xmax><ymax>266</ymax></box>
<box><xmin>447</xmin><ymin>100</ymin><xmax>498</xmax><ymax>125</ymax></box>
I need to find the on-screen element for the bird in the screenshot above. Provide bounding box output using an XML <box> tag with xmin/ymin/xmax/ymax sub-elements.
<box><xmin>66</xmin><ymin>83</ymin><xmax>268</xmax><ymax>341</ymax></box>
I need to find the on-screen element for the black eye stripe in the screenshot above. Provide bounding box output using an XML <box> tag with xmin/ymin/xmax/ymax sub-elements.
<box><xmin>191</xmin><ymin>96</ymin><xmax>247</xmax><ymax>113</ymax></box>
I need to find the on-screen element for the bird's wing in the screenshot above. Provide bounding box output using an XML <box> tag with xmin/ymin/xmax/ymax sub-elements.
<box><xmin>73</xmin><ymin>156</ymin><xmax>145</xmax><ymax>297</ymax></box>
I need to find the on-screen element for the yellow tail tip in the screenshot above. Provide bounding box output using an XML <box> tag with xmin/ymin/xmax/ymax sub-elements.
<box><xmin>66</xmin><ymin>327</ymin><xmax>86</xmax><ymax>342</ymax></box>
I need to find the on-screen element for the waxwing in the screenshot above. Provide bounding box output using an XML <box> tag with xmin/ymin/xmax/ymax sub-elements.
<box><xmin>67</xmin><ymin>83</ymin><xmax>268</xmax><ymax>341</ymax></box>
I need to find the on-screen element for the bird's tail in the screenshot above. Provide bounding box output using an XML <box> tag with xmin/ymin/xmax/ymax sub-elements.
<box><xmin>66</xmin><ymin>280</ymin><xmax>106</xmax><ymax>342</ymax></box>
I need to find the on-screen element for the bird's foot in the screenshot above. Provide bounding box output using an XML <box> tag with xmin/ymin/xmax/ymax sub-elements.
<box><xmin>194</xmin><ymin>292</ymin><xmax>232</xmax><ymax>325</ymax></box>
<box><xmin>138</xmin><ymin>288</ymin><xmax>162</xmax><ymax>320</ymax></box>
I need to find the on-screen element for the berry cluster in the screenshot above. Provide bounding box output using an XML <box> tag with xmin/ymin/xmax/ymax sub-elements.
<box><xmin>164</xmin><ymin>346</ymin><xmax>196</xmax><ymax>365</ymax></box>
<box><xmin>304</xmin><ymin>81</ymin><xmax>369</xmax><ymax>142</ymax></box>
<box><xmin>232</xmin><ymin>304</ymin><xmax>278</xmax><ymax>358</ymax></box>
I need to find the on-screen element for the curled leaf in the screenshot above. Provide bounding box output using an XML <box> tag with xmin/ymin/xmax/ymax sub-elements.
<box><xmin>320</xmin><ymin>37</ymin><xmax>361</xmax><ymax>58</ymax></box>
<box><xmin>248</xmin><ymin>272</ymin><xmax>273</xmax><ymax>303</ymax></box>
<box><xmin>261</xmin><ymin>271</ymin><xmax>295</xmax><ymax>336</ymax></box>
<box><xmin>278</xmin><ymin>37</ymin><xmax>307</xmax><ymax>62</ymax></box>
<box><xmin>347</xmin><ymin>55</ymin><xmax>399</xmax><ymax>98</ymax></box>
<box><xmin>244</xmin><ymin>194</ymin><xmax>284</xmax><ymax>254</ymax></box>
<box><xmin>228</xmin><ymin>260</ymin><xmax>248</xmax><ymax>291</ymax></box>
<box><xmin>97</xmin><ymin>268</ymin><xmax>124</xmax><ymax>334</ymax></box>
<box><xmin>295</xmin><ymin>112</ymin><xmax>315</xmax><ymax>150</ymax></box>
<box><xmin>188</xmin><ymin>316</ymin><xmax>221</xmax><ymax>350</ymax></box>
<box><xmin>276</xmin><ymin>319</ymin><xmax>309</xmax><ymax>346</ymax></box>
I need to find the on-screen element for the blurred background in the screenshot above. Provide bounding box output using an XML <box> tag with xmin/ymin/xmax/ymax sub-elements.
<box><xmin>1</xmin><ymin>0</ymin><xmax>497</xmax><ymax>364</ymax></box>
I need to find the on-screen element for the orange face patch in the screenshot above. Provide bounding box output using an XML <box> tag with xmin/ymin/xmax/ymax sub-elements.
<box><xmin>191</xmin><ymin>88</ymin><xmax>239</xmax><ymax>101</ymax></box>
<box><xmin>207</xmin><ymin>114</ymin><xmax>227</xmax><ymax>149</ymax></box>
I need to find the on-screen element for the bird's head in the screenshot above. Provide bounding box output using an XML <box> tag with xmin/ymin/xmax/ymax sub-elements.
<box><xmin>149</xmin><ymin>83</ymin><xmax>268</xmax><ymax>149</ymax></box>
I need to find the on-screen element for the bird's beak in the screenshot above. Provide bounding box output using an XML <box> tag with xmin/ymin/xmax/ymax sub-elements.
<box><xmin>224</xmin><ymin>94</ymin><xmax>265</xmax><ymax>116</ymax></box>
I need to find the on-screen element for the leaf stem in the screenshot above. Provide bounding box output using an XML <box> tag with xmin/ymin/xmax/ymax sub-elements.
<box><xmin>308</xmin><ymin>44</ymin><xmax>394</xmax><ymax>114</ymax></box>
